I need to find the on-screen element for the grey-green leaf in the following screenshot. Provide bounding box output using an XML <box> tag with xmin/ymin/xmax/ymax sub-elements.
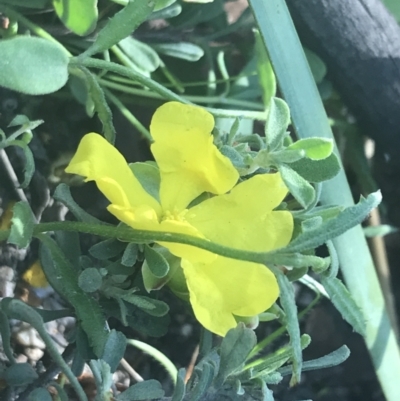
<box><xmin>78</xmin><ymin>268</ymin><xmax>103</xmax><ymax>293</ymax></box>
<box><xmin>152</xmin><ymin>42</ymin><xmax>204</xmax><ymax>62</ymax></box>
<box><xmin>144</xmin><ymin>244</ymin><xmax>170</xmax><ymax>278</ymax></box>
<box><xmin>265</xmin><ymin>97</ymin><xmax>290</xmax><ymax>151</ymax></box>
<box><xmin>320</xmin><ymin>276</ymin><xmax>366</xmax><ymax>336</ymax></box>
<box><xmin>279</xmin><ymin>191</ymin><xmax>382</xmax><ymax>254</ymax></box>
<box><xmin>82</xmin><ymin>0</ymin><xmax>154</xmax><ymax>57</ymax></box>
<box><xmin>28</xmin><ymin>388</ymin><xmax>53</xmax><ymax>401</ymax></box>
<box><xmin>277</xmin><ymin>273</ymin><xmax>302</xmax><ymax>386</ymax></box>
<box><xmin>3</xmin><ymin>363</ymin><xmax>38</xmax><ymax>386</ymax></box>
<box><xmin>117</xmin><ymin>379</ymin><xmax>165</xmax><ymax>400</ymax></box>
<box><xmin>0</xmin><ymin>36</ymin><xmax>68</xmax><ymax>95</ymax></box>
<box><xmin>8</xmin><ymin>201</ymin><xmax>34</xmax><ymax>248</ymax></box>
<box><xmin>214</xmin><ymin>324</ymin><xmax>257</xmax><ymax>388</ymax></box>
<box><xmin>288</xmin><ymin>152</ymin><xmax>341</xmax><ymax>183</ymax></box>
<box><xmin>102</xmin><ymin>330</ymin><xmax>127</xmax><ymax>372</ymax></box>
<box><xmin>278</xmin><ymin>164</ymin><xmax>315</xmax><ymax>208</ymax></box>
<box><xmin>39</xmin><ymin>234</ymin><xmax>108</xmax><ymax>357</ymax></box>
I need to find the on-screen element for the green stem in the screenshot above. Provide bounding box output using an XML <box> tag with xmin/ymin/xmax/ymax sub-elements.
<box><xmin>71</xmin><ymin>57</ymin><xmax>189</xmax><ymax>103</ymax></box>
<box><xmin>98</xmin><ymin>77</ymin><xmax>265</xmax><ymax>111</ymax></box>
<box><xmin>2</xmin><ymin>221</ymin><xmax>277</xmax><ymax>265</ymax></box>
<box><xmin>249</xmin><ymin>0</ymin><xmax>400</xmax><ymax>399</ymax></box>
<box><xmin>104</xmin><ymin>88</ymin><xmax>153</xmax><ymax>141</ymax></box>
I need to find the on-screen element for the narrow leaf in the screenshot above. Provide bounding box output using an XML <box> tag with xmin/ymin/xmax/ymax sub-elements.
<box><xmin>80</xmin><ymin>67</ymin><xmax>115</xmax><ymax>144</ymax></box>
<box><xmin>320</xmin><ymin>276</ymin><xmax>366</xmax><ymax>336</ymax></box>
<box><xmin>277</xmin><ymin>273</ymin><xmax>302</xmax><ymax>386</ymax></box>
<box><xmin>279</xmin><ymin>345</ymin><xmax>350</xmax><ymax>375</ymax></box>
<box><xmin>82</xmin><ymin>0</ymin><xmax>154</xmax><ymax>57</ymax></box>
<box><xmin>39</xmin><ymin>234</ymin><xmax>108</xmax><ymax>357</ymax></box>
<box><xmin>280</xmin><ymin>191</ymin><xmax>382</xmax><ymax>254</ymax></box>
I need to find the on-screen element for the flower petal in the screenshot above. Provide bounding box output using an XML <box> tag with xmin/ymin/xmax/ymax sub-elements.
<box><xmin>65</xmin><ymin>133</ymin><xmax>161</xmax><ymax>215</ymax></box>
<box><xmin>150</xmin><ymin>102</ymin><xmax>239</xmax><ymax>211</ymax></box>
<box><xmin>182</xmin><ymin>257</ymin><xmax>279</xmax><ymax>336</ymax></box>
<box><xmin>186</xmin><ymin>173</ymin><xmax>293</xmax><ymax>252</ymax></box>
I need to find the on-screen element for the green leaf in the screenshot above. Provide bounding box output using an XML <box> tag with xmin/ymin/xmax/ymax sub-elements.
<box><xmin>39</xmin><ymin>234</ymin><xmax>108</xmax><ymax>357</ymax></box>
<box><xmin>121</xmin><ymin>243</ymin><xmax>139</xmax><ymax>266</ymax></box>
<box><xmin>6</xmin><ymin>140</ymin><xmax>35</xmax><ymax>188</ymax></box>
<box><xmin>52</xmin><ymin>0</ymin><xmax>98</xmax><ymax>36</ymax></box>
<box><xmin>149</xmin><ymin>3</ymin><xmax>182</xmax><ymax>20</ymax></box>
<box><xmin>264</xmin><ymin>97</ymin><xmax>290</xmax><ymax>151</ymax></box>
<box><xmin>171</xmin><ymin>369</ymin><xmax>186</xmax><ymax>401</ymax></box>
<box><xmin>287</xmin><ymin>152</ymin><xmax>341</xmax><ymax>183</ymax></box>
<box><xmin>8</xmin><ymin>201</ymin><xmax>34</xmax><ymax>248</ymax></box>
<box><xmin>80</xmin><ymin>67</ymin><xmax>116</xmax><ymax>144</ymax></box>
<box><xmin>152</xmin><ymin>42</ymin><xmax>204</xmax><ymax>61</ymax></box>
<box><xmin>288</xmin><ymin>137</ymin><xmax>333</xmax><ymax>160</ymax></box>
<box><xmin>78</xmin><ymin>268</ymin><xmax>103</xmax><ymax>292</ymax></box>
<box><xmin>214</xmin><ymin>324</ymin><xmax>257</xmax><ymax>388</ymax></box>
<box><xmin>280</xmin><ymin>191</ymin><xmax>382</xmax><ymax>254</ymax></box>
<box><xmin>119</xmin><ymin>37</ymin><xmax>160</xmax><ymax>73</ymax></box>
<box><xmin>298</xmin><ymin>345</ymin><xmax>350</xmax><ymax>372</ymax></box>
<box><xmin>89</xmin><ymin>238</ymin><xmax>126</xmax><ymax>260</ymax></box>
<box><xmin>142</xmin><ymin>246</ymin><xmax>181</xmax><ymax>292</ymax></box>
<box><xmin>28</xmin><ymin>388</ymin><xmax>53</xmax><ymax>401</ymax></box>
<box><xmin>144</xmin><ymin>244</ymin><xmax>170</xmax><ymax>278</ymax></box>
<box><xmin>121</xmin><ymin>294</ymin><xmax>169</xmax><ymax>317</ymax></box>
<box><xmin>101</xmin><ymin>330</ymin><xmax>127</xmax><ymax>372</ymax></box>
<box><xmin>82</xmin><ymin>0</ymin><xmax>154</xmax><ymax>57</ymax></box>
<box><xmin>130</xmin><ymin>162</ymin><xmax>160</xmax><ymax>202</ymax></box>
<box><xmin>117</xmin><ymin>380</ymin><xmax>165</xmax><ymax>400</ymax></box>
<box><xmin>3</xmin><ymin>363</ymin><xmax>38</xmax><ymax>386</ymax></box>
<box><xmin>252</xmin><ymin>334</ymin><xmax>311</xmax><ymax>376</ymax></box>
<box><xmin>320</xmin><ymin>276</ymin><xmax>366</xmax><ymax>336</ymax></box>
<box><xmin>278</xmin><ymin>164</ymin><xmax>315</xmax><ymax>208</ymax></box>
<box><xmin>254</xmin><ymin>29</ymin><xmax>276</xmax><ymax>108</ymax></box>
<box><xmin>154</xmin><ymin>0</ymin><xmax>176</xmax><ymax>11</ymax></box>
<box><xmin>276</xmin><ymin>273</ymin><xmax>302</xmax><ymax>386</ymax></box>
<box><xmin>0</xmin><ymin>36</ymin><xmax>68</xmax><ymax>95</ymax></box>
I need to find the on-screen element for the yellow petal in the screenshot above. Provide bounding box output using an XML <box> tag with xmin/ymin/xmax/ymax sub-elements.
<box><xmin>150</xmin><ymin>102</ymin><xmax>239</xmax><ymax>211</ymax></box>
<box><xmin>186</xmin><ymin>173</ymin><xmax>293</xmax><ymax>252</ymax></box>
<box><xmin>182</xmin><ymin>257</ymin><xmax>279</xmax><ymax>336</ymax></box>
<box><xmin>23</xmin><ymin>261</ymin><xmax>49</xmax><ymax>288</ymax></box>
<box><xmin>65</xmin><ymin>133</ymin><xmax>161</xmax><ymax>215</ymax></box>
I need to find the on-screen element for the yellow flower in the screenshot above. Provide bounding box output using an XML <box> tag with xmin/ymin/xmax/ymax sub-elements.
<box><xmin>65</xmin><ymin>101</ymin><xmax>293</xmax><ymax>336</ymax></box>
<box><xmin>23</xmin><ymin>260</ymin><xmax>49</xmax><ymax>288</ymax></box>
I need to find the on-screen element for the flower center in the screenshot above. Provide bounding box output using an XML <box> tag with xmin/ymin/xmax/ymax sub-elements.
<box><xmin>161</xmin><ymin>208</ymin><xmax>188</xmax><ymax>223</ymax></box>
